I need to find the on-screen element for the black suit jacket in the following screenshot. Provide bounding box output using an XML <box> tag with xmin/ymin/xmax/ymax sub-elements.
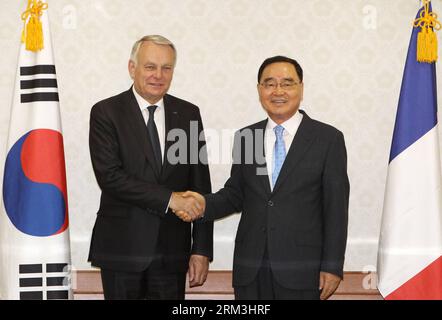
<box><xmin>88</xmin><ymin>88</ymin><xmax>213</xmax><ymax>273</ymax></box>
<box><xmin>204</xmin><ymin>110</ymin><xmax>349</xmax><ymax>289</ymax></box>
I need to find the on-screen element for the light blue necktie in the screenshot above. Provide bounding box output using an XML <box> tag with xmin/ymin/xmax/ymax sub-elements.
<box><xmin>272</xmin><ymin>125</ymin><xmax>286</xmax><ymax>187</ymax></box>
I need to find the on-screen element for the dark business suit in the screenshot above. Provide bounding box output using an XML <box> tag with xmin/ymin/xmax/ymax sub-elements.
<box><xmin>88</xmin><ymin>88</ymin><xmax>213</xmax><ymax>298</ymax></box>
<box><xmin>204</xmin><ymin>110</ymin><xmax>349</xmax><ymax>298</ymax></box>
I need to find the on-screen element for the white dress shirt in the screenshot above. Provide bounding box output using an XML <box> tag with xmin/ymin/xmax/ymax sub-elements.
<box><xmin>132</xmin><ymin>86</ymin><xmax>166</xmax><ymax>163</ymax></box>
<box><xmin>265</xmin><ymin>111</ymin><xmax>303</xmax><ymax>191</ymax></box>
<box><xmin>132</xmin><ymin>87</ymin><xmax>170</xmax><ymax>212</ymax></box>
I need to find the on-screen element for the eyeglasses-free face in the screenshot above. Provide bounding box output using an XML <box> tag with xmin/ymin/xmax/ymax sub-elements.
<box><xmin>129</xmin><ymin>41</ymin><xmax>175</xmax><ymax>105</ymax></box>
<box><xmin>257</xmin><ymin>62</ymin><xmax>304</xmax><ymax>124</ymax></box>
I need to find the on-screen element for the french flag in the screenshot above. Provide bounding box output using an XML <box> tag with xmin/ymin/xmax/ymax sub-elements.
<box><xmin>377</xmin><ymin>3</ymin><xmax>442</xmax><ymax>299</ymax></box>
<box><xmin>0</xmin><ymin>1</ymin><xmax>72</xmax><ymax>300</ymax></box>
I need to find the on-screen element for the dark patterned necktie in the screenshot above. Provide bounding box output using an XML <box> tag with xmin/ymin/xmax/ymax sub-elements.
<box><xmin>147</xmin><ymin>105</ymin><xmax>162</xmax><ymax>174</ymax></box>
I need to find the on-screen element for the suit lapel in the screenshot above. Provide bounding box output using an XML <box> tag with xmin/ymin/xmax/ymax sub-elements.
<box><xmin>272</xmin><ymin>111</ymin><xmax>316</xmax><ymax>194</ymax></box>
<box><xmin>124</xmin><ymin>88</ymin><xmax>161</xmax><ymax>180</ymax></box>
<box><xmin>161</xmin><ymin>95</ymin><xmax>179</xmax><ymax>181</ymax></box>
<box><xmin>253</xmin><ymin>120</ymin><xmax>272</xmax><ymax>196</ymax></box>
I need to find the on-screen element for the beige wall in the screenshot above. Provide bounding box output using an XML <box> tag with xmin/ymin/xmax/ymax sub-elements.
<box><xmin>1</xmin><ymin>0</ymin><xmax>442</xmax><ymax>272</ymax></box>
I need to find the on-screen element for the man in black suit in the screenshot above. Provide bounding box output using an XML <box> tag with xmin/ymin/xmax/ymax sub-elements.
<box><xmin>178</xmin><ymin>56</ymin><xmax>349</xmax><ymax>300</ymax></box>
<box><xmin>88</xmin><ymin>35</ymin><xmax>213</xmax><ymax>300</ymax></box>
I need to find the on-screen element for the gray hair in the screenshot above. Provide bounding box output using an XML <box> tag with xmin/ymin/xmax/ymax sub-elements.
<box><xmin>130</xmin><ymin>35</ymin><xmax>177</xmax><ymax>65</ymax></box>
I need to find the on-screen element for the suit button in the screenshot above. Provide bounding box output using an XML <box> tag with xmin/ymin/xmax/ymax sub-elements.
<box><xmin>268</xmin><ymin>201</ymin><xmax>274</xmax><ymax>207</ymax></box>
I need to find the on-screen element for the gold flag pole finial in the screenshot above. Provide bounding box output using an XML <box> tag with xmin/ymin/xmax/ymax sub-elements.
<box><xmin>21</xmin><ymin>0</ymin><xmax>48</xmax><ymax>52</ymax></box>
<box><xmin>414</xmin><ymin>0</ymin><xmax>441</xmax><ymax>63</ymax></box>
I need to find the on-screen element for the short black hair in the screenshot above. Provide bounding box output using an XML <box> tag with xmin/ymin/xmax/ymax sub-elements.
<box><xmin>257</xmin><ymin>56</ymin><xmax>303</xmax><ymax>83</ymax></box>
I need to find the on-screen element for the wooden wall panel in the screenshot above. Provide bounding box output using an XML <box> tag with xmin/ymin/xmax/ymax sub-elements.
<box><xmin>73</xmin><ymin>270</ymin><xmax>382</xmax><ymax>300</ymax></box>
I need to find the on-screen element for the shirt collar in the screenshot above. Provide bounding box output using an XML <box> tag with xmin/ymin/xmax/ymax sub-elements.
<box><xmin>266</xmin><ymin>110</ymin><xmax>303</xmax><ymax>136</ymax></box>
<box><xmin>132</xmin><ymin>86</ymin><xmax>164</xmax><ymax>112</ymax></box>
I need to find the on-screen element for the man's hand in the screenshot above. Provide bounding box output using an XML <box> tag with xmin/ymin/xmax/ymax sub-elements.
<box><xmin>169</xmin><ymin>192</ymin><xmax>203</xmax><ymax>222</ymax></box>
<box><xmin>175</xmin><ymin>209</ymin><xmax>192</xmax><ymax>222</ymax></box>
<box><xmin>182</xmin><ymin>191</ymin><xmax>205</xmax><ymax>214</ymax></box>
<box><xmin>172</xmin><ymin>191</ymin><xmax>206</xmax><ymax>222</ymax></box>
<box><xmin>319</xmin><ymin>271</ymin><xmax>341</xmax><ymax>300</ymax></box>
<box><xmin>188</xmin><ymin>254</ymin><xmax>209</xmax><ymax>287</ymax></box>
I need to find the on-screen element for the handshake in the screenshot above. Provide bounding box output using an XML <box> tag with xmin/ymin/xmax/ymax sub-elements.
<box><xmin>169</xmin><ymin>191</ymin><xmax>206</xmax><ymax>222</ymax></box>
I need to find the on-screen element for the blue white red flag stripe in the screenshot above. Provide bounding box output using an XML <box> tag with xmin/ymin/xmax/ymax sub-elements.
<box><xmin>377</xmin><ymin>3</ymin><xmax>442</xmax><ymax>300</ymax></box>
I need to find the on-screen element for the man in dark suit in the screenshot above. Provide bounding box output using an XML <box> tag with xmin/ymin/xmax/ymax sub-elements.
<box><xmin>88</xmin><ymin>35</ymin><xmax>213</xmax><ymax>300</ymax></box>
<box><xmin>178</xmin><ymin>56</ymin><xmax>349</xmax><ymax>300</ymax></box>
